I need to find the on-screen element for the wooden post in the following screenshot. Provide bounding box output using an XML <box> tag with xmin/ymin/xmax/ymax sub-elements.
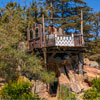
<box><xmin>42</xmin><ymin>14</ymin><xmax>46</xmax><ymax>47</ymax></box>
<box><xmin>32</xmin><ymin>25</ymin><xmax>35</xmax><ymax>39</ymax></box>
<box><xmin>42</xmin><ymin>14</ymin><xmax>47</xmax><ymax>69</ymax></box>
<box><xmin>51</xmin><ymin>3</ymin><xmax>53</xmax><ymax>23</ymax></box>
<box><xmin>81</xmin><ymin>10</ymin><xmax>84</xmax><ymax>46</ymax></box>
<box><xmin>27</xmin><ymin>27</ymin><xmax>30</xmax><ymax>41</ymax></box>
<box><xmin>78</xmin><ymin>53</ymin><xmax>83</xmax><ymax>75</ymax></box>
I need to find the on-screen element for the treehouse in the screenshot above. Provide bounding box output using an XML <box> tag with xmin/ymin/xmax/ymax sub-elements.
<box><xmin>27</xmin><ymin>14</ymin><xmax>86</xmax><ymax>74</ymax></box>
<box><xmin>27</xmin><ymin>24</ymin><xmax>86</xmax><ymax>53</ymax></box>
<box><xmin>27</xmin><ymin>14</ymin><xmax>87</xmax><ymax>94</ymax></box>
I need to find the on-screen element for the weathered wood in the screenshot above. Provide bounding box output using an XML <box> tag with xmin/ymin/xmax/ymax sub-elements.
<box><xmin>42</xmin><ymin>14</ymin><xmax>47</xmax><ymax>69</ymax></box>
<box><xmin>44</xmin><ymin>18</ymin><xmax>66</xmax><ymax>20</ymax></box>
<box><xmin>81</xmin><ymin>10</ymin><xmax>84</xmax><ymax>46</ymax></box>
<box><xmin>27</xmin><ymin>27</ymin><xmax>30</xmax><ymax>41</ymax></box>
<box><xmin>32</xmin><ymin>25</ymin><xmax>35</xmax><ymax>39</ymax></box>
<box><xmin>78</xmin><ymin>53</ymin><xmax>83</xmax><ymax>75</ymax></box>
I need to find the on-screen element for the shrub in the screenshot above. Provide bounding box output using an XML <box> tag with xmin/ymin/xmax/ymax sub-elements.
<box><xmin>92</xmin><ymin>78</ymin><xmax>100</xmax><ymax>91</ymax></box>
<box><xmin>84</xmin><ymin>88</ymin><xmax>98</xmax><ymax>100</ymax></box>
<box><xmin>58</xmin><ymin>85</ymin><xmax>76</xmax><ymax>100</ymax></box>
<box><xmin>1</xmin><ymin>81</ymin><xmax>40</xmax><ymax>100</ymax></box>
<box><xmin>84</xmin><ymin>78</ymin><xmax>100</xmax><ymax>100</ymax></box>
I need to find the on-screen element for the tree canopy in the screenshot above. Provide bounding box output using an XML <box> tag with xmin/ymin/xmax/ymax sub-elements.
<box><xmin>0</xmin><ymin>0</ymin><xmax>100</xmax><ymax>89</ymax></box>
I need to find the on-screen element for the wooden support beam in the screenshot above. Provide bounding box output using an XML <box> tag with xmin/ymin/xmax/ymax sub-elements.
<box><xmin>44</xmin><ymin>18</ymin><xmax>66</xmax><ymax>20</ymax></box>
<box><xmin>27</xmin><ymin>27</ymin><xmax>30</xmax><ymax>41</ymax></box>
<box><xmin>78</xmin><ymin>53</ymin><xmax>83</xmax><ymax>75</ymax></box>
<box><xmin>42</xmin><ymin>14</ymin><xmax>47</xmax><ymax>69</ymax></box>
<box><xmin>81</xmin><ymin>10</ymin><xmax>84</xmax><ymax>46</ymax></box>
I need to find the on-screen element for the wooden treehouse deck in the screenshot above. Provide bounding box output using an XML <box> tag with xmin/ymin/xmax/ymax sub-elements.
<box><xmin>28</xmin><ymin>33</ymin><xmax>86</xmax><ymax>53</ymax></box>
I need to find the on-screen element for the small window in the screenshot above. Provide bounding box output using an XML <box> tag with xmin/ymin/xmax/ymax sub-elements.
<box><xmin>30</xmin><ymin>30</ymin><xmax>33</xmax><ymax>40</ymax></box>
<box><xmin>35</xmin><ymin>28</ymin><xmax>39</xmax><ymax>37</ymax></box>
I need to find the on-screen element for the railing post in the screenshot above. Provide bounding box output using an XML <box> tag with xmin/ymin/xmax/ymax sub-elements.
<box><xmin>81</xmin><ymin>10</ymin><xmax>84</xmax><ymax>46</ymax></box>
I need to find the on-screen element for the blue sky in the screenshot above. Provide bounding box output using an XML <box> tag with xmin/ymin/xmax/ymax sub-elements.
<box><xmin>0</xmin><ymin>0</ymin><xmax>32</xmax><ymax>8</ymax></box>
<box><xmin>0</xmin><ymin>0</ymin><xmax>100</xmax><ymax>12</ymax></box>
<box><xmin>84</xmin><ymin>0</ymin><xmax>100</xmax><ymax>12</ymax></box>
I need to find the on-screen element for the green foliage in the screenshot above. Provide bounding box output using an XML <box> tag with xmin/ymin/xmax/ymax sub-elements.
<box><xmin>0</xmin><ymin>2</ymin><xmax>56</xmax><ymax>84</ymax></box>
<box><xmin>85</xmin><ymin>11</ymin><xmax>100</xmax><ymax>59</ymax></box>
<box><xmin>84</xmin><ymin>88</ymin><xmax>98</xmax><ymax>100</ymax></box>
<box><xmin>58</xmin><ymin>85</ymin><xmax>76</xmax><ymax>100</ymax></box>
<box><xmin>84</xmin><ymin>78</ymin><xmax>100</xmax><ymax>100</ymax></box>
<box><xmin>1</xmin><ymin>81</ymin><xmax>39</xmax><ymax>100</ymax></box>
<box><xmin>0</xmin><ymin>2</ymin><xmax>26</xmax><ymax>82</ymax></box>
<box><xmin>85</xmin><ymin>40</ymin><xmax>100</xmax><ymax>62</ymax></box>
<box><xmin>21</xmin><ymin>55</ymin><xmax>56</xmax><ymax>83</ymax></box>
<box><xmin>92</xmin><ymin>78</ymin><xmax>100</xmax><ymax>91</ymax></box>
<box><xmin>43</xmin><ymin>0</ymin><xmax>93</xmax><ymax>35</ymax></box>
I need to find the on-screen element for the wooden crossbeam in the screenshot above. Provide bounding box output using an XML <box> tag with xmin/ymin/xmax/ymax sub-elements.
<box><xmin>44</xmin><ymin>18</ymin><xmax>66</xmax><ymax>20</ymax></box>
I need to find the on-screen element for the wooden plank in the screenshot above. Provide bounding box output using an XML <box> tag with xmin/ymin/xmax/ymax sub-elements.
<box><xmin>44</xmin><ymin>18</ymin><xmax>66</xmax><ymax>20</ymax></box>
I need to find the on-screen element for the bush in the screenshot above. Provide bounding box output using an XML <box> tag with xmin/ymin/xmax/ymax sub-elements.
<box><xmin>92</xmin><ymin>78</ymin><xmax>100</xmax><ymax>91</ymax></box>
<box><xmin>1</xmin><ymin>81</ymin><xmax>40</xmax><ymax>100</ymax></box>
<box><xmin>58</xmin><ymin>85</ymin><xmax>76</xmax><ymax>100</ymax></box>
<box><xmin>84</xmin><ymin>88</ymin><xmax>98</xmax><ymax>100</ymax></box>
<box><xmin>84</xmin><ymin>78</ymin><xmax>100</xmax><ymax>100</ymax></box>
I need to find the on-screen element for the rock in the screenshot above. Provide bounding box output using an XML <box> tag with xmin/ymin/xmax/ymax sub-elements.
<box><xmin>84</xmin><ymin>66</ymin><xmax>100</xmax><ymax>79</ymax></box>
<box><xmin>59</xmin><ymin>67</ymin><xmax>70</xmax><ymax>86</ymax></box>
<box><xmin>81</xmin><ymin>65</ymin><xmax>100</xmax><ymax>90</ymax></box>
<box><xmin>89</xmin><ymin>61</ymin><xmax>99</xmax><ymax>68</ymax></box>
<box><xmin>0</xmin><ymin>78</ymin><xmax>5</xmax><ymax>82</ymax></box>
<box><xmin>31</xmin><ymin>80</ymin><xmax>49</xmax><ymax>99</ymax></box>
<box><xmin>59</xmin><ymin>73</ymin><xmax>70</xmax><ymax>86</ymax></box>
<box><xmin>84</xmin><ymin>58</ymin><xmax>90</xmax><ymax>66</ymax></box>
<box><xmin>0</xmin><ymin>78</ymin><xmax>6</xmax><ymax>90</ymax></box>
<box><xmin>84</xmin><ymin>58</ymin><xmax>99</xmax><ymax>68</ymax></box>
<box><xmin>59</xmin><ymin>67</ymin><xmax>84</xmax><ymax>93</ymax></box>
<box><xmin>68</xmin><ymin>71</ymin><xmax>84</xmax><ymax>93</ymax></box>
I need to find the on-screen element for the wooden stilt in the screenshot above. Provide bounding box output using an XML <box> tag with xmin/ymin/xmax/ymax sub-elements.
<box><xmin>42</xmin><ymin>14</ymin><xmax>47</xmax><ymax>69</ymax></box>
<box><xmin>27</xmin><ymin>27</ymin><xmax>30</xmax><ymax>41</ymax></box>
<box><xmin>78</xmin><ymin>53</ymin><xmax>83</xmax><ymax>75</ymax></box>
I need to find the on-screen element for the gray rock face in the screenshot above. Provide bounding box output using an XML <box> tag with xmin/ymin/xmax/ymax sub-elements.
<box><xmin>31</xmin><ymin>80</ymin><xmax>49</xmax><ymax>99</ymax></box>
<box><xmin>84</xmin><ymin>58</ymin><xmax>99</xmax><ymax>69</ymax></box>
<box><xmin>89</xmin><ymin>61</ymin><xmax>99</xmax><ymax>68</ymax></box>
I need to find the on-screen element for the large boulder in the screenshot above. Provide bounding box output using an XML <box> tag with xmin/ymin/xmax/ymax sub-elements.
<box><xmin>59</xmin><ymin>67</ymin><xmax>84</xmax><ymax>93</ymax></box>
<box><xmin>82</xmin><ymin>66</ymin><xmax>100</xmax><ymax>90</ymax></box>
<box><xmin>84</xmin><ymin>58</ymin><xmax>90</xmax><ymax>66</ymax></box>
<box><xmin>84</xmin><ymin>58</ymin><xmax>99</xmax><ymax>69</ymax></box>
<box><xmin>31</xmin><ymin>80</ymin><xmax>49</xmax><ymax>99</ymax></box>
<box><xmin>84</xmin><ymin>66</ymin><xmax>100</xmax><ymax>80</ymax></box>
<box><xmin>59</xmin><ymin>73</ymin><xmax>70</xmax><ymax>86</ymax></box>
<box><xmin>89</xmin><ymin>61</ymin><xmax>99</xmax><ymax>68</ymax></box>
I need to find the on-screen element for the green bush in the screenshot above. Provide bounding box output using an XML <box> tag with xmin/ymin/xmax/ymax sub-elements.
<box><xmin>84</xmin><ymin>88</ymin><xmax>98</xmax><ymax>100</ymax></box>
<box><xmin>84</xmin><ymin>78</ymin><xmax>100</xmax><ymax>100</ymax></box>
<box><xmin>58</xmin><ymin>85</ymin><xmax>76</xmax><ymax>100</ymax></box>
<box><xmin>92</xmin><ymin>78</ymin><xmax>100</xmax><ymax>91</ymax></box>
<box><xmin>1</xmin><ymin>81</ymin><xmax>40</xmax><ymax>100</ymax></box>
